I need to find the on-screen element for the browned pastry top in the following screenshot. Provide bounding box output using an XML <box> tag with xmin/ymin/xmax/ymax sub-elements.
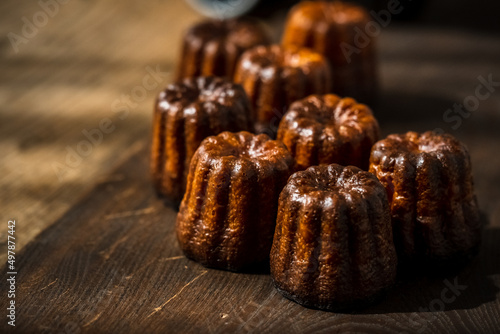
<box><xmin>371</xmin><ymin>131</ymin><xmax>468</xmax><ymax>157</ymax></box>
<box><xmin>237</xmin><ymin>44</ymin><xmax>328</xmax><ymax>75</ymax></box>
<box><xmin>284</xmin><ymin>163</ymin><xmax>385</xmax><ymax>203</ymax></box>
<box><xmin>157</xmin><ymin>76</ymin><xmax>251</xmax><ymax>118</ymax></box>
<box><xmin>370</xmin><ymin>131</ymin><xmax>472</xmax><ymax>203</ymax></box>
<box><xmin>277</xmin><ymin>94</ymin><xmax>379</xmax><ymax>170</ymax></box>
<box><xmin>286</xmin><ymin>1</ymin><xmax>370</xmax><ymax>27</ymax></box>
<box><xmin>195</xmin><ymin>131</ymin><xmax>293</xmax><ymax>169</ymax></box>
<box><xmin>369</xmin><ymin>131</ymin><xmax>480</xmax><ymax>262</ymax></box>
<box><xmin>281</xmin><ymin>94</ymin><xmax>378</xmax><ymax>136</ymax></box>
<box><xmin>370</xmin><ymin>131</ymin><xmax>470</xmax><ymax>180</ymax></box>
<box><xmin>185</xmin><ymin>18</ymin><xmax>269</xmax><ymax>52</ymax></box>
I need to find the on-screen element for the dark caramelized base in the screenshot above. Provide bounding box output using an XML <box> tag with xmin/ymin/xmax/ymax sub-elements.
<box><xmin>273</xmin><ymin>281</ymin><xmax>390</xmax><ymax>313</ymax></box>
<box><xmin>182</xmin><ymin>249</ymin><xmax>271</xmax><ymax>274</ymax></box>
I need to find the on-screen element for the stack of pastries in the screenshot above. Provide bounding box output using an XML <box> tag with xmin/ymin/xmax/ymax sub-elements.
<box><xmin>150</xmin><ymin>1</ymin><xmax>481</xmax><ymax>311</ymax></box>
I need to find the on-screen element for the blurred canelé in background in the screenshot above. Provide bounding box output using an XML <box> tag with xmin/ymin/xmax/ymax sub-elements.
<box><xmin>234</xmin><ymin>44</ymin><xmax>332</xmax><ymax>137</ymax></box>
<box><xmin>281</xmin><ymin>1</ymin><xmax>378</xmax><ymax>104</ymax></box>
<box><xmin>176</xmin><ymin>17</ymin><xmax>270</xmax><ymax>80</ymax></box>
<box><xmin>183</xmin><ymin>0</ymin><xmax>428</xmax><ymax>107</ymax></box>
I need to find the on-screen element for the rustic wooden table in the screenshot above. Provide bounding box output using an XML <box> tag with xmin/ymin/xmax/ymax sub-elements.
<box><xmin>1</xmin><ymin>1</ymin><xmax>499</xmax><ymax>333</ymax></box>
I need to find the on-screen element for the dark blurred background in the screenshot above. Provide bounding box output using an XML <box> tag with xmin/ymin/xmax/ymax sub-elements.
<box><xmin>189</xmin><ymin>0</ymin><xmax>500</xmax><ymax>33</ymax></box>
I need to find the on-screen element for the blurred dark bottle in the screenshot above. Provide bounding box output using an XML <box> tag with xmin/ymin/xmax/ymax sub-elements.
<box><xmin>185</xmin><ymin>0</ymin><xmax>261</xmax><ymax>18</ymax></box>
<box><xmin>186</xmin><ymin>0</ymin><xmax>426</xmax><ymax>19</ymax></box>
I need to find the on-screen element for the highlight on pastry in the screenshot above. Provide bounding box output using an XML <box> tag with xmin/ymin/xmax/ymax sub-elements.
<box><xmin>234</xmin><ymin>44</ymin><xmax>331</xmax><ymax>137</ymax></box>
<box><xmin>271</xmin><ymin>163</ymin><xmax>397</xmax><ymax>311</ymax></box>
<box><xmin>369</xmin><ymin>131</ymin><xmax>481</xmax><ymax>264</ymax></box>
<box><xmin>277</xmin><ymin>94</ymin><xmax>379</xmax><ymax>171</ymax></box>
<box><xmin>282</xmin><ymin>1</ymin><xmax>378</xmax><ymax>103</ymax></box>
<box><xmin>177</xmin><ymin>18</ymin><xmax>270</xmax><ymax>81</ymax></box>
<box><xmin>176</xmin><ymin>131</ymin><xmax>294</xmax><ymax>271</ymax></box>
<box><xmin>151</xmin><ymin>77</ymin><xmax>253</xmax><ymax>205</ymax></box>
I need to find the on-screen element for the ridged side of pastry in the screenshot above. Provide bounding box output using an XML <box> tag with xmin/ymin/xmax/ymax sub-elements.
<box><xmin>277</xmin><ymin>94</ymin><xmax>379</xmax><ymax>171</ymax></box>
<box><xmin>177</xmin><ymin>19</ymin><xmax>270</xmax><ymax>80</ymax></box>
<box><xmin>234</xmin><ymin>45</ymin><xmax>331</xmax><ymax>137</ymax></box>
<box><xmin>270</xmin><ymin>164</ymin><xmax>397</xmax><ymax>310</ymax></box>
<box><xmin>281</xmin><ymin>1</ymin><xmax>377</xmax><ymax>103</ymax></box>
<box><xmin>369</xmin><ymin>131</ymin><xmax>481</xmax><ymax>262</ymax></box>
<box><xmin>177</xmin><ymin>132</ymin><xmax>294</xmax><ymax>271</ymax></box>
<box><xmin>150</xmin><ymin>77</ymin><xmax>253</xmax><ymax>205</ymax></box>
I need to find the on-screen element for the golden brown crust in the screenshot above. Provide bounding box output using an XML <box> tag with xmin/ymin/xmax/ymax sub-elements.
<box><xmin>369</xmin><ymin>131</ymin><xmax>481</xmax><ymax>262</ymax></box>
<box><xmin>234</xmin><ymin>44</ymin><xmax>331</xmax><ymax>137</ymax></box>
<box><xmin>176</xmin><ymin>131</ymin><xmax>294</xmax><ymax>271</ymax></box>
<box><xmin>150</xmin><ymin>77</ymin><xmax>253</xmax><ymax>205</ymax></box>
<box><xmin>282</xmin><ymin>1</ymin><xmax>377</xmax><ymax>103</ymax></box>
<box><xmin>177</xmin><ymin>18</ymin><xmax>270</xmax><ymax>80</ymax></box>
<box><xmin>277</xmin><ymin>94</ymin><xmax>379</xmax><ymax>171</ymax></box>
<box><xmin>270</xmin><ymin>164</ymin><xmax>397</xmax><ymax>311</ymax></box>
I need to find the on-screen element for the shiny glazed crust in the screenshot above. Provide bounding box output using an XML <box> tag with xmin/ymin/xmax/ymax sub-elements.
<box><xmin>177</xmin><ymin>18</ymin><xmax>270</xmax><ymax>80</ymax></box>
<box><xmin>270</xmin><ymin>164</ymin><xmax>397</xmax><ymax>311</ymax></box>
<box><xmin>277</xmin><ymin>94</ymin><xmax>379</xmax><ymax>171</ymax></box>
<box><xmin>150</xmin><ymin>77</ymin><xmax>253</xmax><ymax>205</ymax></box>
<box><xmin>369</xmin><ymin>131</ymin><xmax>481</xmax><ymax>262</ymax></box>
<box><xmin>176</xmin><ymin>131</ymin><xmax>294</xmax><ymax>271</ymax></box>
<box><xmin>234</xmin><ymin>44</ymin><xmax>331</xmax><ymax>137</ymax></box>
<box><xmin>282</xmin><ymin>1</ymin><xmax>377</xmax><ymax>102</ymax></box>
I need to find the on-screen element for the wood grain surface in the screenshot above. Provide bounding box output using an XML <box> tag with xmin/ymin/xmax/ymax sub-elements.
<box><xmin>1</xmin><ymin>0</ymin><xmax>500</xmax><ymax>333</ymax></box>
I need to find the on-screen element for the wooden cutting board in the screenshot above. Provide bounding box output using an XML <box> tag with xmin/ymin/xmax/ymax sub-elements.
<box><xmin>2</xmin><ymin>0</ymin><xmax>500</xmax><ymax>332</ymax></box>
<box><xmin>2</xmin><ymin>144</ymin><xmax>499</xmax><ymax>334</ymax></box>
